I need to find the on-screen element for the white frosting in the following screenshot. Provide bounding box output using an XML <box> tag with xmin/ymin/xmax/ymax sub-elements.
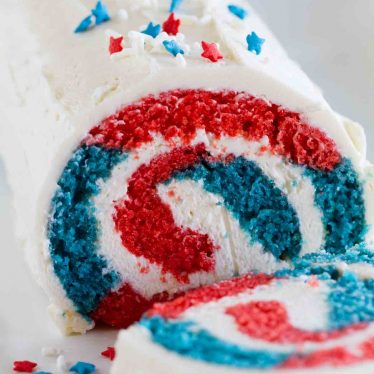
<box><xmin>0</xmin><ymin>0</ymin><xmax>373</xmax><ymax>334</ymax></box>
<box><xmin>112</xmin><ymin>276</ymin><xmax>374</xmax><ymax>374</ymax></box>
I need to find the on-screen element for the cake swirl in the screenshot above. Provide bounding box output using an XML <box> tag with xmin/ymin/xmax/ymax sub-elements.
<box><xmin>48</xmin><ymin>89</ymin><xmax>367</xmax><ymax>329</ymax></box>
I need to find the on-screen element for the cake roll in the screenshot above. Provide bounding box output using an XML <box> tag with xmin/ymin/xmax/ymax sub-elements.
<box><xmin>0</xmin><ymin>0</ymin><xmax>373</xmax><ymax>333</ymax></box>
<box><xmin>112</xmin><ymin>248</ymin><xmax>374</xmax><ymax>373</ymax></box>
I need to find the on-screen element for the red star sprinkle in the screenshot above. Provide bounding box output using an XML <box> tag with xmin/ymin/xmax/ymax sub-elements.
<box><xmin>101</xmin><ymin>346</ymin><xmax>116</xmax><ymax>361</ymax></box>
<box><xmin>109</xmin><ymin>36</ymin><xmax>124</xmax><ymax>55</ymax></box>
<box><xmin>307</xmin><ymin>275</ymin><xmax>320</xmax><ymax>288</ymax></box>
<box><xmin>13</xmin><ymin>361</ymin><xmax>37</xmax><ymax>373</ymax></box>
<box><xmin>201</xmin><ymin>41</ymin><xmax>223</xmax><ymax>62</ymax></box>
<box><xmin>162</xmin><ymin>13</ymin><xmax>181</xmax><ymax>35</ymax></box>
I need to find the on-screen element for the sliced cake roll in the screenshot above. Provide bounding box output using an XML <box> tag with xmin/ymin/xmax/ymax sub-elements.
<box><xmin>0</xmin><ymin>0</ymin><xmax>373</xmax><ymax>333</ymax></box>
<box><xmin>112</xmin><ymin>248</ymin><xmax>374</xmax><ymax>373</ymax></box>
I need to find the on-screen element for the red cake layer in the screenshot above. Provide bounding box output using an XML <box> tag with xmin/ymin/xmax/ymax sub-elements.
<box><xmin>226</xmin><ymin>300</ymin><xmax>367</xmax><ymax>344</ymax></box>
<box><xmin>91</xmin><ymin>283</ymin><xmax>170</xmax><ymax>328</ymax></box>
<box><xmin>113</xmin><ymin>144</ymin><xmax>217</xmax><ymax>283</ymax></box>
<box><xmin>147</xmin><ymin>274</ymin><xmax>274</xmax><ymax>319</ymax></box>
<box><xmin>85</xmin><ymin>90</ymin><xmax>341</xmax><ymax>171</ymax></box>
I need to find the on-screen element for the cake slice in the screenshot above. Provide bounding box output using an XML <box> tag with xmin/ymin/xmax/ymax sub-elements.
<box><xmin>112</xmin><ymin>248</ymin><xmax>374</xmax><ymax>373</ymax></box>
<box><xmin>0</xmin><ymin>0</ymin><xmax>373</xmax><ymax>334</ymax></box>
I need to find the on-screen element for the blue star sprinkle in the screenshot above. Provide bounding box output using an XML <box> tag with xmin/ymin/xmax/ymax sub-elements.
<box><xmin>169</xmin><ymin>0</ymin><xmax>183</xmax><ymax>12</ymax></box>
<box><xmin>163</xmin><ymin>40</ymin><xmax>185</xmax><ymax>56</ymax></box>
<box><xmin>74</xmin><ymin>1</ymin><xmax>110</xmax><ymax>33</ymax></box>
<box><xmin>228</xmin><ymin>4</ymin><xmax>248</xmax><ymax>19</ymax></box>
<box><xmin>246</xmin><ymin>31</ymin><xmax>265</xmax><ymax>55</ymax></box>
<box><xmin>74</xmin><ymin>15</ymin><xmax>93</xmax><ymax>33</ymax></box>
<box><xmin>91</xmin><ymin>1</ymin><xmax>111</xmax><ymax>25</ymax></box>
<box><xmin>69</xmin><ymin>361</ymin><xmax>96</xmax><ymax>374</ymax></box>
<box><xmin>141</xmin><ymin>22</ymin><xmax>161</xmax><ymax>38</ymax></box>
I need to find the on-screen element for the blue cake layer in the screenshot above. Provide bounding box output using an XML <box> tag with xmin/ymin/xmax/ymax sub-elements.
<box><xmin>174</xmin><ymin>156</ymin><xmax>302</xmax><ymax>259</ymax></box>
<box><xmin>305</xmin><ymin>158</ymin><xmax>366</xmax><ymax>253</ymax></box>
<box><xmin>48</xmin><ymin>145</ymin><xmax>126</xmax><ymax>316</ymax></box>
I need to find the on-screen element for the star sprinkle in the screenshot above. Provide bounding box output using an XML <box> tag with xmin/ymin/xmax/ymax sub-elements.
<box><xmin>109</xmin><ymin>36</ymin><xmax>124</xmax><ymax>55</ymax></box>
<box><xmin>74</xmin><ymin>1</ymin><xmax>110</xmax><ymax>33</ymax></box>
<box><xmin>169</xmin><ymin>0</ymin><xmax>183</xmax><ymax>12</ymax></box>
<box><xmin>69</xmin><ymin>361</ymin><xmax>96</xmax><ymax>374</ymax></box>
<box><xmin>246</xmin><ymin>31</ymin><xmax>265</xmax><ymax>55</ymax></box>
<box><xmin>74</xmin><ymin>15</ymin><xmax>93</xmax><ymax>33</ymax></box>
<box><xmin>141</xmin><ymin>22</ymin><xmax>161</xmax><ymax>38</ymax></box>
<box><xmin>163</xmin><ymin>40</ymin><xmax>184</xmax><ymax>56</ymax></box>
<box><xmin>162</xmin><ymin>13</ymin><xmax>181</xmax><ymax>35</ymax></box>
<box><xmin>201</xmin><ymin>41</ymin><xmax>223</xmax><ymax>62</ymax></box>
<box><xmin>228</xmin><ymin>4</ymin><xmax>248</xmax><ymax>19</ymax></box>
<box><xmin>101</xmin><ymin>347</ymin><xmax>116</xmax><ymax>361</ymax></box>
<box><xmin>13</xmin><ymin>361</ymin><xmax>37</xmax><ymax>373</ymax></box>
<box><xmin>92</xmin><ymin>1</ymin><xmax>111</xmax><ymax>25</ymax></box>
<box><xmin>35</xmin><ymin>372</ymin><xmax>52</xmax><ymax>374</ymax></box>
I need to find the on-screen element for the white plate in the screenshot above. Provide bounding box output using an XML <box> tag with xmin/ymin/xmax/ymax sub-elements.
<box><xmin>0</xmin><ymin>2</ymin><xmax>373</xmax><ymax>373</ymax></box>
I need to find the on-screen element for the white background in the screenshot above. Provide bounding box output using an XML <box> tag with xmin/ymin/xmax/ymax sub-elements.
<box><xmin>0</xmin><ymin>2</ymin><xmax>373</xmax><ymax>373</ymax></box>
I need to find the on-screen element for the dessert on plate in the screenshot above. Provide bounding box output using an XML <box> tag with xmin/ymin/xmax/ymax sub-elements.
<box><xmin>0</xmin><ymin>0</ymin><xmax>373</xmax><ymax>358</ymax></box>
